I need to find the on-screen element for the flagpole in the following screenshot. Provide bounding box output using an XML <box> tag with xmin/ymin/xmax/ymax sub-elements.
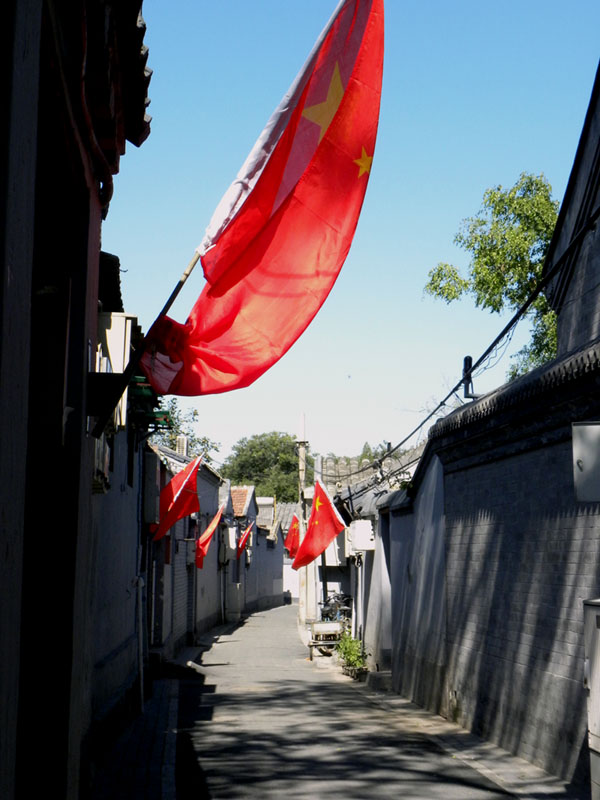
<box><xmin>91</xmin><ymin>251</ymin><xmax>200</xmax><ymax>439</ymax></box>
<box><xmin>298</xmin><ymin>437</ymin><xmax>308</xmax><ymax>625</ymax></box>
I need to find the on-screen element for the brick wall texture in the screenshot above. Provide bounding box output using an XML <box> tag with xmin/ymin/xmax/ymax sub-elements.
<box><xmin>442</xmin><ymin>439</ymin><xmax>599</xmax><ymax>781</ymax></box>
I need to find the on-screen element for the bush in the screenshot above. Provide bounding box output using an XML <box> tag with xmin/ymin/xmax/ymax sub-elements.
<box><xmin>336</xmin><ymin>632</ymin><xmax>367</xmax><ymax>668</ymax></box>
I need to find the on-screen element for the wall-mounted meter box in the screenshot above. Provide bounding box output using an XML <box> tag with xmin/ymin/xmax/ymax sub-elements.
<box><xmin>573</xmin><ymin>422</ymin><xmax>600</xmax><ymax>502</ymax></box>
<box><xmin>583</xmin><ymin>598</ymin><xmax>600</xmax><ymax>799</ymax></box>
<box><xmin>349</xmin><ymin>520</ymin><xmax>375</xmax><ymax>552</ymax></box>
<box><xmin>225</xmin><ymin>527</ymin><xmax>238</xmax><ymax>560</ymax></box>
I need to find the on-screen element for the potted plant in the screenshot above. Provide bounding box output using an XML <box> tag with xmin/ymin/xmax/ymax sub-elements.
<box><xmin>336</xmin><ymin>631</ymin><xmax>368</xmax><ymax>681</ymax></box>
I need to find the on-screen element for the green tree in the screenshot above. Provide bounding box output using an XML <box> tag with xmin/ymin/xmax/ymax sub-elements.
<box><xmin>425</xmin><ymin>172</ymin><xmax>559</xmax><ymax>378</ymax></box>
<box><xmin>221</xmin><ymin>432</ymin><xmax>313</xmax><ymax>502</ymax></box>
<box><xmin>150</xmin><ymin>398</ymin><xmax>219</xmax><ymax>461</ymax></box>
<box><xmin>358</xmin><ymin>441</ymin><xmax>388</xmax><ymax>462</ymax></box>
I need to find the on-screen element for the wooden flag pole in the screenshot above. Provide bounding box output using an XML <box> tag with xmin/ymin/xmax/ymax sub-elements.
<box><xmin>91</xmin><ymin>251</ymin><xmax>200</xmax><ymax>439</ymax></box>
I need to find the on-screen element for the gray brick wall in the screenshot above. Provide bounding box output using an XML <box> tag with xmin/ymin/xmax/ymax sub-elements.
<box><xmin>443</xmin><ymin>440</ymin><xmax>599</xmax><ymax>780</ymax></box>
<box><xmin>172</xmin><ymin>518</ymin><xmax>190</xmax><ymax>651</ymax></box>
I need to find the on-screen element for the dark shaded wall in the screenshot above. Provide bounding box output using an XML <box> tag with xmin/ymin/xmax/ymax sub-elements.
<box><xmin>1</xmin><ymin>3</ymin><xmax>151</xmax><ymax>795</ymax></box>
<box><xmin>0</xmin><ymin>4</ymin><xmax>41</xmax><ymax>798</ymax></box>
<box><xmin>383</xmin><ymin>457</ymin><xmax>447</xmax><ymax>711</ymax></box>
<box><xmin>90</xmin><ymin>434</ymin><xmax>145</xmax><ymax>741</ymax></box>
<box><xmin>442</xmin><ymin>433</ymin><xmax>595</xmax><ymax>780</ymax></box>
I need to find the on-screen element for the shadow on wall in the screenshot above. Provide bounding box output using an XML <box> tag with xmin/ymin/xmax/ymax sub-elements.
<box><xmin>389</xmin><ymin>456</ymin><xmax>447</xmax><ymax>714</ymax></box>
<box><xmin>442</xmin><ymin>440</ymin><xmax>597</xmax><ymax>785</ymax></box>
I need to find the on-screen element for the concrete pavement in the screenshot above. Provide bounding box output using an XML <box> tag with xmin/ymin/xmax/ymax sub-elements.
<box><xmin>175</xmin><ymin>604</ymin><xmax>589</xmax><ymax>799</ymax></box>
<box><xmin>92</xmin><ymin>603</ymin><xmax>590</xmax><ymax>799</ymax></box>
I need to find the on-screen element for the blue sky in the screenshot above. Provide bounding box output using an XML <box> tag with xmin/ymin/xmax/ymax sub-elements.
<box><xmin>103</xmin><ymin>1</ymin><xmax>600</xmax><ymax>463</ymax></box>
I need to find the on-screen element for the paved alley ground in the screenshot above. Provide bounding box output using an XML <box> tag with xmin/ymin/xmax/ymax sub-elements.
<box><xmin>172</xmin><ymin>604</ymin><xmax>588</xmax><ymax>800</ymax></box>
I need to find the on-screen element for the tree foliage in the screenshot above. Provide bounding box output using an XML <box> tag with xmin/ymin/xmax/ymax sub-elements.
<box><xmin>220</xmin><ymin>432</ymin><xmax>313</xmax><ymax>502</ymax></box>
<box><xmin>358</xmin><ymin>441</ymin><xmax>389</xmax><ymax>462</ymax></box>
<box><xmin>425</xmin><ymin>172</ymin><xmax>559</xmax><ymax>378</ymax></box>
<box><xmin>150</xmin><ymin>398</ymin><xmax>219</xmax><ymax>461</ymax></box>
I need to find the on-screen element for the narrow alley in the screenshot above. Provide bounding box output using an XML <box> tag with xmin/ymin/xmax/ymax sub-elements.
<box><xmin>92</xmin><ymin>604</ymin><xmax>588</xmax><ymax>799</ymax></box>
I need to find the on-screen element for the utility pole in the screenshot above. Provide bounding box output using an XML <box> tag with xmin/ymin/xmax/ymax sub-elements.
<box><xmin>297</xmin><ymin>432</ymin><xmax>308</xmax><ymax>624</ymax></box>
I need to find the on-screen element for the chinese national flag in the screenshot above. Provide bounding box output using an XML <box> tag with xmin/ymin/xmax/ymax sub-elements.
<box><xmin>292</xmin><ymin>480</ymin><xmax>345</xmax><ymax>570</ymax></box>
<box><xmin>284</xmin><ymin>514</ymin><xmax>300</xmax><ymax>559</ymax></box>
<box><xmin>237</xmin><ymin>521</ymin><xmax>254</xmax><ymax>560</ymax></box>
<box><xmin>140</xmin><ymin>0</ymin><xmax>384</xmax><ymax>396</ymax></box>
<box><xmin>195</xmin><ymin>503</ymin><xmax>225</xmax><ymax>568</ymax></box>
<box><xmin>151</xmin><ymin>456</ymin><xmax>202</xmax><ymax>541</ymax></box>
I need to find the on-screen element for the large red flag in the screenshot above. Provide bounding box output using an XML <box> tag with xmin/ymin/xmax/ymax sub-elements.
<box><xmin>292</xmin><ymin>480</ymin><xmax>345</xmax><ymax>570</ymax></box>
<box><xmin>140</xmin><ymin>0</ymin><xmax>384</xmax><ymax>396</ymax></box>
<box><xmin>284</xmin><ymin>514</ymin><xmax>300</xmax><ymax>559</ymax></box>
<box><xmin>195</xmin><ymin>503</ymin><xmax>225</xmax><ymax>569</ymax></box>
<box><xmin>151</xmin><ymin>456</ymin><xmax>202</xmax><ymax>541</ymax></box>
<box><xmin>237</xmin><ymin>521</ymin><xmax>254</xmax><ymax>560</ymax></box>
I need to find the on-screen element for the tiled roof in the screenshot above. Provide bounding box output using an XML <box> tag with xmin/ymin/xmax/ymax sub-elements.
<box><xmin>275</xmin><ymin>502</ymin><xmax>300</xmax><ymax>532</ymax></box>
<box><xmin>231</xmin><ymin>485</ymin><xmax>255</xmax><ymax>517</ymax></box>
<box><xmin>429</xmin><ymin>335</ymin><xmax>600</xmax><ymax>439</ymax></box>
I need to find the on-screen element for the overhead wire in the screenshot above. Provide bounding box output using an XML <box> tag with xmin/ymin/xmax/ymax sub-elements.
<box><xmin>321</xmin><ymin>200</ymin><xmax>600</xmax><ymax>486</ymax></box>
<box><xmin>190</xmin><ymin>202</ymin><xmax>600</xmax><ymax>492</ymax></box>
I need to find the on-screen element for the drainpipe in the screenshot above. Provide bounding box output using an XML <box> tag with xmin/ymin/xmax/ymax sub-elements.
<box><xmin>136</xmin><ymin>576</ymin><xmax>145</xmax><ymax>712</ymax></box>
<box><xmin>220</xmin><ymin>527</ymin><xmax>227</xmax><ymax>623</ymax></box>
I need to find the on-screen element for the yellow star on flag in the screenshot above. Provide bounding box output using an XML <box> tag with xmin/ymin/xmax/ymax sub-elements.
<box><xmin>354</xmin><ymin>146</ymin><xmax>373</xmax><ymax>177</ymax></box>
<box><xmin>315</xmin><ymin>496</ymin><xmax>322</xmax><ymax>512</ymax></box>
<box><xmin>302</xmin><ymin>62</ymin><xmax>344</xmax><ymax>143</ymax></box>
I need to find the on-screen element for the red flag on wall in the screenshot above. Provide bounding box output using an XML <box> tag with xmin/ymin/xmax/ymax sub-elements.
<box><xmin>237</xmin><ymin>521</ymin><xmax>254</xmax><ymax>560</ymax></box>
<box><xmin>292</xmin><ymin>480</ymin><xmax>345</xmax><ymax>570</ymax></box>
<box><xmin>151</xmin><ymin>456</ymin><xmax>202</xmax><ymax>541</ymax></box>
<box><xmin>284</xmin><ymin>514</ymin><xmax>300</xmax><ymax>559</ymax></box>
<box><xmin>141</xmin><ymin>0</ymin><xmax>384</xmax><ymax>396</ymax></box>
<box><xmin>195</xmin><ymin>503</ymin><xmax>225</xmax><ymax>569</ymax></box>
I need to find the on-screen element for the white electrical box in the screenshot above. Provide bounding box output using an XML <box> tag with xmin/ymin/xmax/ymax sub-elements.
<box><xmin>186</xmin><ymin>541</ymin><xmax>196</xmax><ymax>566</ymax></box>
<box><xmin>573</xmin><ymin>422</ymin><xmax>600</xmax><ymax>502</ymax></box>
<box><xmin>97</xmin><ymin>312</ymin><xmax>136</xmax><ymax>429</ymax></box>
<box><xmin>226</xmin><ymin>527</ymin><xmax>238</xmax><ymax>560</ymax></box>
<box><xmin>583</xmin><ymin>598</ymin><xmax>600</xmax><ymax>799</ymax></box>
<box><xmin>226</xmin><ymin>582</ymin><xmax>242</xmax><ymax>622</ymax></box>
<box><xmin>348</xmin><ymin>519</ymin><xmax>375</xmax><ymax>552</ymax></box>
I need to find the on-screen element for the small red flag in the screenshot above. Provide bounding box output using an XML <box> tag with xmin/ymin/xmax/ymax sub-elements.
<box><xmin>236</xmin><ymin>521</ymin><xmax>254</xmax><ymax>560</ymax></box>
<box><xmin>151</xmin><ymin>456</ymin><xmax>202</xmax><ymax>541</ymax></box>
<box><xmin>292</xmin><ymin>480</ymin><xmax>345</xmax><ymax>570</ymax></box>
<box><xmin>195</xmin><ymin>503</ymin><xmax>225</xmax><ymax>569</ymax></box>
<box><xmin>141</xmin><ymin>0</ymin><xmax>384</xmax><ymax>396</ymax></box>
<box><xmin>284</xmin><ymin>514</ymin><xmax>300</xmax><ymax>559</ymax></box>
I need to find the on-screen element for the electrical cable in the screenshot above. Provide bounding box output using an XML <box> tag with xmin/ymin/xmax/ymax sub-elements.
<box><xmin>319</xmin><ymin>201</ymin><xmax>600</xmax><ymax>484</ymax></box>
<box><xmin>188</xmin><ymin>203</ymin><xmax>600</xmax><ymax>491</ymax></box>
